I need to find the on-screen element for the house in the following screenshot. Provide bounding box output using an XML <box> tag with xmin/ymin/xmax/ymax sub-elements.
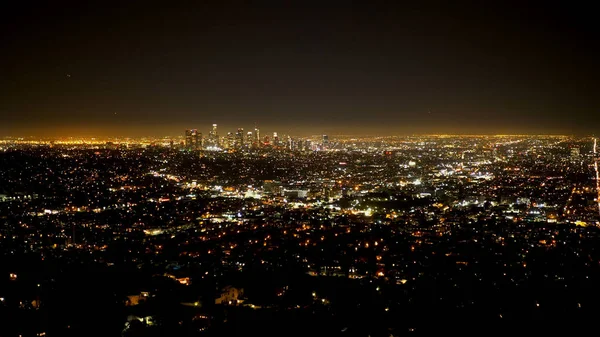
<box><xmin>126</xmin><ymin>292</ymin><xmax>150</xmax><ymax>306</ymax></box>
<box><xmin>215</xmin><ymin>286</ymin><xmax>244</xmax><ymax>305</ymax></box>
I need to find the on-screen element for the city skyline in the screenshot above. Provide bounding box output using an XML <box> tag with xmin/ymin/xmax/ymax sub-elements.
<box><xmin>0</xmin><ymin>121</ymin><xmax>597</xmax><ymax>139</ymax></box>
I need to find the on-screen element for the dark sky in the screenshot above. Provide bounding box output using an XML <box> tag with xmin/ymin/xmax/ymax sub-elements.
<box><xmin>1</xmin><ymin>1</ymin><xmax>599</xmax><ymax>137</ymax></box>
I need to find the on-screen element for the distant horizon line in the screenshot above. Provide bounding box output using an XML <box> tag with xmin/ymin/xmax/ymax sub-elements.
<box><xmin>0</xmin><ymin>133</ymin><xmax>588</xmax><ymax>140</ymax></box>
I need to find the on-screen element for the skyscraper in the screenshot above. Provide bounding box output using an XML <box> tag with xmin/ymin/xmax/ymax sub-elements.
<box><xmin>254</xmin><ymin>126</ymin><xmax>260</xmax><ymax>148</ymax></box>
<box><xmin>273</xmin><ymin>132</ymin><xmax>279</xmax><ymax>147</ymax></box>
<box><xmin>304</xmin><ymin>140</ymin><xmax>312</xmax><ymax>152</ymax></box>
<box><xmin>235</xmin><ymin>128</ymin><xmax>244</xmax><ymax>149</ymax></box>
<box><xmin>226</xmin><ymin>132</ymin><xmax>235</xmax><ymax>149</ymax></box>
<box><xmin>185</xmin><ymin>130</ymin><xmax>192</xmax><ymax>148</ymax></box>
<box><xmin>185</xmin><ymin>129</ymin><xmax>200</xmax><ymax>150</ymax></box>
<box><xmin>208</xmin><ymin>124</ymin><xmax>218</xmax><ymax>148</ymax></box>
<box><xmin>246</xmin><ymin>131</ymin><xmax>253</xmax><ymax>148</ymax></box>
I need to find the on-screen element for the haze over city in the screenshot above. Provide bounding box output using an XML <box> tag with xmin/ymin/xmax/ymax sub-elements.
<box><xmin>2</xmin><ymin>2</ymin><xmax>599</xmax><ymax>137</ymax></box>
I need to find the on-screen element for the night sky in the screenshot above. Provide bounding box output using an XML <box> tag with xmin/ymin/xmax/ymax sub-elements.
<box><xmin>1</xmin><ymin>2</ymin><xmax>599</xmax><ymax>137</ymax></box>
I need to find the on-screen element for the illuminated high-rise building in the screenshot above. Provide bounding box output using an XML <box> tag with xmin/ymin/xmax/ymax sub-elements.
<box><xmin>254</xmin><ymin>126</ymin><xmax>260</xmax><ymax>148</ymax></box>
<box><xmin>185</xmin><ymin>129</ymin><xmax>200</xmax><ymax>150</ymax></box>
<box><xmin>235</xmin><ymin>128</ymin><xmax>244</xmax><ymax>149</ymax></box>
<box><xmin>322</xmin><ymin>134</ymin><xmax>329</xmax><ymax>150</ymax></box>
<box><xmin>185</xmin><ymin>129</ymin><xmax>192</xmax><ymax>148</ymax></box>
<box><xmin>246</xmin><ymin>131</ymin><xmax>253</xmax><ymax>148</ymax></box>
<box><xmin>226</xmin><ymin>132</ymin><xmax>235</xmax><ymax>149</ymax></box>
<box><xmin>304</xmin><ymin>140</ymin><xmax>312</xmax><ymax>152</ymax></box>
<box><xmin>273</xmin><ymin>132</ymin><xmax>279</xmax><ymax>147</ymax></box>
<box><xmin>208</xmin><ymin>123</ymin><xmax>218</xmax><ymax>148</ymax></box>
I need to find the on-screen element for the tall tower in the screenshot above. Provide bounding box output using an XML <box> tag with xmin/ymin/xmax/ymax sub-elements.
<box><xmin>185</xmin><ymin>129</ymin><xmax>200</xmax><ymax>150</ymax></box>
<box><xmin>254</xmin><ymin>126</ymin><xmax>260</xmax><ymax>148</ymax></box>
<box><xmin>304</xmin><ymin>140</ymin><xmax>312</xmax><ymax>152</ymax></box>
<box><xmin>208</xmin><ymin>124</ymin><xmax>218</xmax><ymax>147</ymax></box>
<box><xmin>322</xmin><ymin>134</ymin><xmax>329</xmax><ymax>150</ymax></box>
<box><xmin>246</xmin><ymin>131</ymin><xmax>253</xmax><ymax>148</ymax></box>
<box><xmin>185</xmin><ymin>129</ymin><xmax>193</xmax><ymax>149</ymax></box>
<box><xmin>235</xmin><ymin>128</ymin><xmax>244</xmax><ymax>149</ymax></box>
<box><xmin>273</xmin><ymin>132</ymin><xmax>279</xmax><ymax>147</ymax></box>
<box><xmin>226</xmin><ymin>132</ymin><xmax>235</xmax><ymax>149</ymax></box>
